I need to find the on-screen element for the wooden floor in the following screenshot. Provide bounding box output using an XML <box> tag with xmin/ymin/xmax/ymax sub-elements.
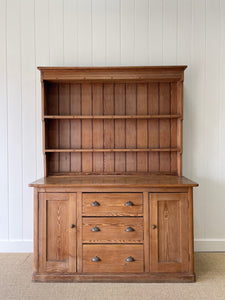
<box><xmin>0</xmin><ymin>253</ymin><xmax>225</xmax><ymax>300</ymax></box>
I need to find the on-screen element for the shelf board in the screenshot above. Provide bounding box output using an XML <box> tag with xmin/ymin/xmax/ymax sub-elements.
<box><xmin>44</xmin><ymin>114</ymin><xmax>181</xmax><ymax>120</ymax></box>
<box><xmin>45</xmin><ymin>148</ymin><xmax>181</xmax><ymax>153</ymax></box>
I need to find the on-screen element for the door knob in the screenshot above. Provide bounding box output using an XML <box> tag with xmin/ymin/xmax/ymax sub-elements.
<box><xmin>70</xmin><ymin>224</ymin><xmax>75</xmax><ymax>228</ymax></box>
<box><xmin>152</xmin><ymin>225</ymin><xmax>157</xmax><ymax>229</ymax></box>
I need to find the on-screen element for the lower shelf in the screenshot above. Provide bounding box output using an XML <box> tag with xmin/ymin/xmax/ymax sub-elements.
<box><xmin>32</xmin><ymin>272</ymin><xmax>195</xmax><ymax>283</ymax></box>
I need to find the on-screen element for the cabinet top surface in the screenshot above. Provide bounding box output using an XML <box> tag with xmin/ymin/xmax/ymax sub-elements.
<box><xmin>29</xmin><ymin>175</ymin><xmax>198</xmax><ymax>188</ymax></box>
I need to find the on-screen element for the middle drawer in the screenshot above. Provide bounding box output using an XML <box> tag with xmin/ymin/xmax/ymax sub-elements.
<box><xmin>83</xmin><ymin>217</ymin><xmax>143</xmax><ymax>243</ymax></box>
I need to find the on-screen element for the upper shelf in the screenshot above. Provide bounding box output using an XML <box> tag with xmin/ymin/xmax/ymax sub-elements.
<box><xmin>44</xmin><ymin>114</ymin><xmax>182</xmax><ymax>120</ymax></box>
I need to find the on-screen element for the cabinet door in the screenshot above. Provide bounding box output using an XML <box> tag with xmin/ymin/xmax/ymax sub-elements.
<box><xmin>39</xmin><ymin>193</ymin><xmax>76</xmax><ymax>273</ymax></box>
<box><xmin>150</xmin><ymin>193</ymin><xmax>189</xmax><ymax>273</ymax></box>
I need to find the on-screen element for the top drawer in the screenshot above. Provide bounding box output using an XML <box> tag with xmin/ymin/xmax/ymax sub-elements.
<box><xmin>82</xmin><ymin>193</ymin><xmax>143</xmax><ymax>216</ymax></box>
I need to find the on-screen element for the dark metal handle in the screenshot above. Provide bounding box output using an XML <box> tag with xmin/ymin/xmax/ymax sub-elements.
<box><xmin>125</xmin><ymin>226</ymin><xmax>135</xmax><ymax>232</ymax></box>
<box><xmin>70</xmin><ymin>224</ymin><xmax>75</xmax><ymax>228</ymax></box>
<box><xmin>91</xmin><ymin>226</ymin><xmax>100</xmax><ymax>232</ymax></box>
<box><xmin>91</xmin><ymin>256</ymin><xmax>101</xmax><ymax>262</ymax></box>
<box><xmin>126</xmin><ymin>256</ymin><xmax>135</xmax><ymax>262</ymax></box>
<box><xmin>125</xmin><ymin>201</ymin><xmax>134</xmax><ymax>206</ymax></box>
<box><xmin>91</xmin><ymin>201</ymin><xmax>100</xmax><ymax>207</ymax></box>
<box><xmin>152</xmin><ymin>225</ymin><xmax>157</xmax><ymax>229</ymax></box>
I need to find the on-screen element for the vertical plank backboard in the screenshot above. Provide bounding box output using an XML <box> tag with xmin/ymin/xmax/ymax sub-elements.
<box><xmin>82</xmin><ymin>84</ymin><xmax>92</xmax><ymax>172</ymax></box>
<box><xmin>159</xmin><ymin>83</ymin><xmax>171</xmax><ymax>172</ymax></box>
<box><xmin>148</xmin><ymin>83</ymin><xmax>160</xmax><ymax>172</ymax></box>
<box><xmin>137</xmin><ymin>83</ymin><xmax>148</xmax><ymax>172</ymax></box>
<box><xmin>126</xmin><ymin>83</ymin><xmax>137</xmax><ymax>172</ymax></box>
<box><xmin>171</xmin><ymin>82</ymin><xmax>178</xmax><ymax>173</ymax></box>
<box><xmin>93</xmin><ymin>84</ymin><xmax>104</xmax><ymax>172</ymax></box>
<box><xmin>71</xmin><ymin>84</ymin><xmax>81</xmax><ymax>172</ymax></box>
<box><xmin>115</xmin><ymin>84</ymin><xmax>126</xmax><ymax>172</ymax></box>
<box><xmin>59</xmin><ymin>84</ymin><xmax>70</xmax><ymax>172</ymax></box>
<box><xmin>103</xmin><ymin>84</ymin><xmax>114</xmax><ymax>172</ymax></box>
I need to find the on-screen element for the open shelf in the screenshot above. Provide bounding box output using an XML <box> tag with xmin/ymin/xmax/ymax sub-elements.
<box><xmin>43</xmin><ymin>80</ymin><xmax>183</xmax><ymax>176</ymax></box>
<box><xmin>44</xmin><ymin>114</ymin><xmax>182</xmax><ymax>120</ymax></box>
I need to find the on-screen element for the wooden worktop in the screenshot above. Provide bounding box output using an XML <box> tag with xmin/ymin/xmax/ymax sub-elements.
<box><xmin>29</xmin><ymin>175</ymin><xmax>198</xmax><ymax>188</ymax></box>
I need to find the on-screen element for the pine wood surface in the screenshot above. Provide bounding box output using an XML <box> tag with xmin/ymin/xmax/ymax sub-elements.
<box><xmin>42</xmin><ymin>66</ymin><xmax>185</xmax><ymax>176</ymax></box>
<box><xmin>83</xmin><ymin>193</ymin><xmax>143</xmax><ymax>216</ymax></box>
<box><xmin>82</xmin><ymin>217</ymin><xmax>143</xmax><ymax>244</ymax></box>
<box><xmin>30</xmin><ymin>175</ymin><xmax>198</xmax><ymax>188</ymax></box>
<box><xmin>82</xmin><ymin>244</ymin><xmax>144</xmax><ymax>273</ymax></box>
<box><xmin>30</xmin><ymin>66</ymin><xmax>198</xmax><ymax>282</ymax></box>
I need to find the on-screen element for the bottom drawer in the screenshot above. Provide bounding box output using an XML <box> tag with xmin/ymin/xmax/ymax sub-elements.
<box><xmin>83</xmin><ymin>244</ymin><xmax>143</xmax><ymax>273</ymax></box>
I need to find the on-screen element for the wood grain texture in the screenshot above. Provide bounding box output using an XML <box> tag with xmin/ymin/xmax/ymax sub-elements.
<box><xmin>82</xmin><ymin>217</ymin><xmax>143</xmax><ymax>243</ymax></box>
<box><xmin>42</xmin><ymin>67</ymin><xmax>186</xmax><ymax>176</ymax></box>
<box><xmin>150</xmin><ymin>193</ymin><xmax>189</xmax><ymax>273</ymax></box>
<box><xmin>33</xmin><ymin>272</ymin><xmax>195</xmax><ymax>283</ymax></box>
<box><xmin>82</xmin><ymin>193</ymin><xmax>143</xmax><ymax>216</ymax></box>
<box><xmin>76</xmin><ymin>192</ymin><xmax>83</xmax><ymax>273</ymax></box>
<box><xmin>83</xmin><ymin>244</ymin><xmax>144</xmax><ymax>273</ymax></box>
<box><xmin>38</xmin><ymin>193</ymin><xmax>76</xmax><ymax>273</ymax></box>
<box><xmin>30</xmin><ymin>175</ymin><xmax>198</xmax><ymax>188</ymax></box>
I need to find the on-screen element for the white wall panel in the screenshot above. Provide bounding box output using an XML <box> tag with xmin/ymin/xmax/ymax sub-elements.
<box><xmin>21</xmin><ymin>0</ymin><xmax>36</xmax><ymax>240</ymax></box>
<box><xmin>0</xmin><ymin>0</ymin><xmax>225</xmax><ymax>251</ymax></box>
<box><xmin>121</xmin><ymin>0</ymin><xmax>135</xmax><ymax>65</ymax></box>
<box><xmin>7</xmin><ymin>0</ymin><xmax>23</xmax><ymax>240</ymax></box>
<box><xmin>64</xmin><ymin>0</ymin><xmax>79</xmax><ymax>65</ymax></box>
<box><xmin>49</xmin><ymin>0</ymin><xmax>64</xmax><ymax>65</ymax></box>
<box><xmin>35</xmin><ymin>0</ymin><xmax>49</xmax><ymax>179</ymax></box>
<box><xmin>78</xmin><ymin>0</ymin><xmax>92</xmax><ymax>66</ymax></box>
<box><xmin>92</xmin><ymin>0</ymin><xmax>106</xmax><ymax>66</ymax></box>
<box><xmin>149</xmin><ymin>0</ymin><xmax>163</xmax><ymax>64</ymax></box>
<box><xmin>106</xmin><ymin>0</ymin><xmax>121</xmax><ymax>65</ymax></box>
<box><xmin>0</xmin><ymin>0</ymin><xmax>8</xmax><ymax>240</ymax></box>
<box><xmin>134</xmin><ymin>0</ymin><xmax>149</xmax><ymax>65</ymax></box>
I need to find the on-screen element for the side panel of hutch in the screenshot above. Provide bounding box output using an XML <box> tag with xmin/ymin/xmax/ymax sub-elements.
<box><xmin>30</xmin><ymin>67</ymin><xmax>198</xmax><ymax>282</ymax></box>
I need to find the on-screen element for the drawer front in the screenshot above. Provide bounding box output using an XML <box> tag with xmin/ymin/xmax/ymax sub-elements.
<box><xmin>83</xmin><ymin>217</ymin><xmax>143</xmax><ymax>243</ymax></box>
<box><xmin>82</xmin><ymin>193</ymin><xmax>143</xmax><ymax>216</ymax></box>
<box><xmin>83</xmin><ymin>244</ymin><xmax>143</xmax><ymax>273</ymax></box>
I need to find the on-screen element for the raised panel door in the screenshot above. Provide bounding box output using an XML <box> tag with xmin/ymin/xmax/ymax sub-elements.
<box><xmin>39</xmin><ymin>193</ymin><xmax>76</xmax><ymax>273</ymax></box>
<box><xmin>150</xmin><ymin>193</ymin><xmax>189</xmax><ymax>273</ymax></box>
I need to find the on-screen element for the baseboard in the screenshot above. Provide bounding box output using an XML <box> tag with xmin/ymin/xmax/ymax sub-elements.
<box><xmin>0</xmin><ymin>240</ymin><xmax>33</xmax><ymax>252</ymax></box>
<box><xmin>194</xmin><ymin>239</ymin><xmax>225</xmax><ymax>252</ymax></box>
<box><xmin>0</xmin><ymin>239</ymin><xmax>225</xmax><ymax>253</ymax></box>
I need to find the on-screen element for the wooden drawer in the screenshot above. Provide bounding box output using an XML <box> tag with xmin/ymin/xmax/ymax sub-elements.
<box><xmin>83</xmin><ymin>217</ymin><xmax>143</xmax><ymax>243</ymax></box>
<box><xmin>83</xmin><ymin>244</ymin><xmax>143</xmax><ymax>273</ymax></box>
<box><xmin>82</xmin><ymin>193</ymin><xmax>143</xmax><ymax>216</ymax></box>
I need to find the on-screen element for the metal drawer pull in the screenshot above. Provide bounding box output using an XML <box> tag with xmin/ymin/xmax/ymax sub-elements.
<box><xmin>152</xmin><ymin>224</ymin><xmax>157</xmax><ymax>229</ymax></box>
<box><xmin>91</xmin><ymin>226</ymin><xmax>100</xmax><ymax>232</ymax></box>
<box><xmin>126</xmin><ymin>256</ymin><xmax>135</xmax><ymax>262</ymax></box>
<box><xmin>91</xmin><ymin>256</ymin><xmax>101</xmax><ymax>262</ymax></box>
<box><xmin>125</xmin><ymin>226</ymin><xmax>135</xmax><ymax>232</ymax></box>
<box><xmin>125</xmin><ymin>201</ymin><xmax>134</xmax><ymax>206</ymax></box>
<box><xmin>70</xmin><ymin>224</ymin><xmax>75</xmax><ymax>228</ymax></box>
<box><xmin>91</xmin><ymin>201</ymin><xmax>100</xmax><ymax>207</ymax></box>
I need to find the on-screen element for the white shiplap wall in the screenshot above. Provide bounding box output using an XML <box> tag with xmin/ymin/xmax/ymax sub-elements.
<box><xmin>0</xmin><ymin>0</ymin><xmax>225</xmax><ymax>252</ymax></box>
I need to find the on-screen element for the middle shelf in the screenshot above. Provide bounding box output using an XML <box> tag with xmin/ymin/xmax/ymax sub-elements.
<box><xmin>44</xmin><ymin>114</ymin><xmax>182</xmax><ymax>120</ymax></box>
<box><xmin>45</xmin><ymin>148</ymin><xmax>181</xmax><ymax>153</ymax></box>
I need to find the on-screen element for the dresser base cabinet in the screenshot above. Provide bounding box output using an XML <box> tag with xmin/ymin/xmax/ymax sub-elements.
<box><xmin>31</xmin><ymin>176</ymin><xmax>197</xmax><ymax>283</ymax></box>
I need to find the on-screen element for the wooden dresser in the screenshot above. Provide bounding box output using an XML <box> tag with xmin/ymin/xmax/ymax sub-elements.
<box><xmin>30</xmin><ymin>66</ymin><xmax>198</xmax><ymax>282</ymax></box>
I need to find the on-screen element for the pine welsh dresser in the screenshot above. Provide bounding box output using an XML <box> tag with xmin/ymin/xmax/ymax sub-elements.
<box><xmin>30</xmin><ymin>66</ymin><xmax>198</xmax><ymax>282</ymax></box>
